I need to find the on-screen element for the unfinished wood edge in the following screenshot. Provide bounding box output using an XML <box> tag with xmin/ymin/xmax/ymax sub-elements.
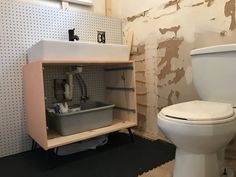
<box><xmin>23</xmin><ymin>62</ymin><xmax>48</xmax><ymax>149</ymax></box>
<box><xmin>105</xmin><ymin>0</ymin><xmax>112</xmax><ymax>17</ymax></box>
<box><xmin>23</xmin><ymin>65</ymin><xmax>31</xmax><ymax>134</ymax></box>
<box><xmin>132</xmin><ymin>62</ymin><xmax>138</xmax><ymax>124</ymax></box>
<box><xmin>126</xmin><ymin>31</ymin><xmax>134</xmax><ymax>58</ymax></box>
<box><xmin>32</xmin><ymin>58</ymin><xmax>132</xmax><ymax>64</ymax></box>
<box><xmin>47</xmin><ymin>121</ymin><xmax>136</xmax><ymax>149</ymax></box>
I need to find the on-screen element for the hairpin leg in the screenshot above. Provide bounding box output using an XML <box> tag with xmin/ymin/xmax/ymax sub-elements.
<box><xmin>31</xmin><ymin>139</ymin><xmax>37</xmax><ymax>151</ymax></box>
<box><xmin>128</xmin><ymin>128</ymin><xmax>134</xmax><ymax>143</ymax></box>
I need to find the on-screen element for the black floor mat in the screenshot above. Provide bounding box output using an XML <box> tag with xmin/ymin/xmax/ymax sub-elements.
<box><xmin>0</xmin><ymin>133</ymin><xmax>175</xmax><ymax>177</ymax></box>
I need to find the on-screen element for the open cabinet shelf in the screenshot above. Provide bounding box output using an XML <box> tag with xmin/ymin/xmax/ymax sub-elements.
<box><xmin>47</xmin><ymin>120</ymin><xmax>136</xmax><ymax>149</ymax></box>
<box><xmin>23</xmin><ymin>60</ymin><xmax>137</xmax><ymax>150</ymax></box>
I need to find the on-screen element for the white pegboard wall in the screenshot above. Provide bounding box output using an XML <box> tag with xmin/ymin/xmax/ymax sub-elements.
<box><xmin>0</xmin><ymin>0</ymin><xmax>122</xmax><ymax>157</ymax></box>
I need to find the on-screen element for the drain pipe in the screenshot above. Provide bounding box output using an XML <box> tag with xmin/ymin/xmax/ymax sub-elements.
<box><xmin>65</xmin><ymin>67</ymin><xmax>83</xmax><ymax>100</ymax></box>
<box><xmin>64</xmin><ymin>73</ymin><xmax>73</xmax><ymax>100</ymax></box>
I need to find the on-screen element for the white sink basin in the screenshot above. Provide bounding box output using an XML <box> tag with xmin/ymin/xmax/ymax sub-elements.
<box><xmin>27</xmin><ymin>40</ymin><xmax>130</xmax><ymax>63</ymax></box>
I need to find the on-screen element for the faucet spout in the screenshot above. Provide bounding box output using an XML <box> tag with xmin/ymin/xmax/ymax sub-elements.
<box><xmin>68</xmin><ymin>28</ymin><xmax>79</xmax><ymax>41</ymax></box>
<box><xmin>73</xmin><ymin>35</ymin><xmax>79</xmax><ymax>41</ymax></box>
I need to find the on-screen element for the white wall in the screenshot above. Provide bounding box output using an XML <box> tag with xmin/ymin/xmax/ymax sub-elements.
<box><xmin>21</xmin><ymin>0</ymin><xmax>106</xmax><ymax>15</ymax></box>
<box><xmin>112</xmin><ymin>0</ymin><xmax>165</xmax><ymax>18</ymax></box>
<box><xmin>21</xmin><ymin>0</ymin><xmax>160</xmax><ymax>18</ymax></box>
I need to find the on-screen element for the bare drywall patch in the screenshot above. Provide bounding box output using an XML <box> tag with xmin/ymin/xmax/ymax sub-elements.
<box><xmin>225</xmin><ymin>0</ymin><xmax>236</xmax><ymax>31</ymax></box>
<box><xmin>159</xmin><ymin>25</ymin><xmax>181</xmax><ymax>37</ymax></box>
<box><xmin>192</xmin><ymin>2</ymin><xmax>204</xmax><ymax>7</ymax></box>
<box><xmin>127</xmin><ymin>9</ymin><xmax>151</xmax><ymax>22</ymax></box>
<box><xmin>175</xmin><ymin>91</ymin><xmax>180</xmax><ymax>98</ymax></box>
<box><xmin>168</xmin><ymin>90</ymin><xmax>180</xmax><ymax>104</ymax></box>
<box><xmin>168</xmin><ymin>90</ymin><xmax>175</xmax><ymax>105</ymax></box>
<box><xmin>164</xmin><ymin>0</ymin><xmax>181</xmax><ymax>10</ymax></box>
<box><xmin>153</xmin><ymin>11</ymin><xmax>177</xmax><ymax>20</ymax></box>
<box><xmin>168</xmin><ymin>68</ymin><xmax>185</xmax><ymax>84</ymax></box>
<box><xmin>205</xmin><ymin>0</ymin><xmax>214</xmax><ymax>7</ymax></box>
<box><xmin>157</xmin><ymin>38</ymin><xmax>184</xmax><ymax>82</ymax></box>
<box><xmin>220</xmin><ymin>30</ymin><xmax>227</xmax><ymax>36</ymax></box>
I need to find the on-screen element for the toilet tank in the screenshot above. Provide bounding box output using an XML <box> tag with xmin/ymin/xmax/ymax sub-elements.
<box><xmin>191</xmin><ymin>44</ymin><xmax>236</xmax><ymax>106</ymax></box>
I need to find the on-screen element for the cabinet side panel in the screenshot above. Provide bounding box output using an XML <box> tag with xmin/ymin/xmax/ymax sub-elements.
<box><xmin>105</xmin><ymin>63</ymin><xmax>137</xmax><ymax>124</ymax></box>
<box><xmin>23</xmin><ymin>62</ymin><xmax>48</xmax><ymax>149</ymax></box>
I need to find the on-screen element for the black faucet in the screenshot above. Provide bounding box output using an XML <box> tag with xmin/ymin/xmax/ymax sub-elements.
<box><xmin>68</xmin><ymin>28</ymin><xmax>79</xmax><ymax>41</ymax></box>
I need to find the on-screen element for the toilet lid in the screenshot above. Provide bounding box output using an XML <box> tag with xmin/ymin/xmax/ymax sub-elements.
<box><xmin>161</xmin><ymin>100</ymin><xmax>234</xmax><ymax>121</ymax></box>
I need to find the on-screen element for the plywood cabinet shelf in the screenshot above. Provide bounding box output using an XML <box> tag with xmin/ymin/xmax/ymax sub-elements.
<box><xmin>23</xmin><ymin>59</ymin><xmax>137</xmax><ymax>150</ymax></box>
<box><xmin>47</xmin><ymin>120</ymin><xmax>136</xmax><ymax>149</ymax></box>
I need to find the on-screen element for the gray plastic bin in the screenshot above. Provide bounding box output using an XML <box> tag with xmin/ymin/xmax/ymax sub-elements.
<box><xmin>48</xmin><ymin>101</ymin><xmax>115</xmax><ymax>136</ymax></box>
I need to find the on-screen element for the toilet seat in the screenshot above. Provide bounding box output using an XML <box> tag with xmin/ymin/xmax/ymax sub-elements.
<box><xmin>159</xmin><ymin>100</ymin><xmax>236</xmax><ymax>125</ymax></box>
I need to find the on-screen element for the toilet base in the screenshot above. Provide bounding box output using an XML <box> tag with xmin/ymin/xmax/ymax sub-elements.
<box><xmin>174</xmin><ymin>148</ymin><xmax>220</xmax><ymax>177</ymax></box>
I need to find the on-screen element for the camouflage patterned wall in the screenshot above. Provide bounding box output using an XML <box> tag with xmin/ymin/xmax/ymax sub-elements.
<box><xmin>123</xmin><ymin>0</ymin><xmax>236</xmax><ymax>171</ymax></box>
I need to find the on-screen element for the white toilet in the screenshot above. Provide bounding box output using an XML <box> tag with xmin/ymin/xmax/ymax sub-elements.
<box><xmin>157</xmin><ymin>44</ymin><xmax>236</xmax><ymax>177</ymax></box>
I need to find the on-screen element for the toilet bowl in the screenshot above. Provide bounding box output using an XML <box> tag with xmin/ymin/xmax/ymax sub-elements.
<box><xmin>158</xmin><ymin>101</ymin><xmax>236</xmax><ymax>177</ymax></box>
<box><xmin>157</xmin><ymin>44</ymin><xmax>236</xmax><ymax>177</ymax></box>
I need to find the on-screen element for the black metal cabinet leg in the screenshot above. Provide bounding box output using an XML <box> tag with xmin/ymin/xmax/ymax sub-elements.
<box><xmin>45</xmin><ymin>150</ymin><xmax>58</xmax><ymax>170</ymax></box>
<box><xmin>31</xmin><ymin>139</ymin><xmax>37</xmax><ymax>151</ymax></box>
<box><xmin>31</xmin><ymin>140</ymin><xmax>35</xmax><ymax>150</ymax></box>
<box><xmin>54</xmin><ymin>147</ymin><xmax>59</xmax><ymax>155</ymax></box>
<box><xmin>128</xmin><ymin>128</ymin><xmax>134</xmax><ymax>142</ymax></box>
